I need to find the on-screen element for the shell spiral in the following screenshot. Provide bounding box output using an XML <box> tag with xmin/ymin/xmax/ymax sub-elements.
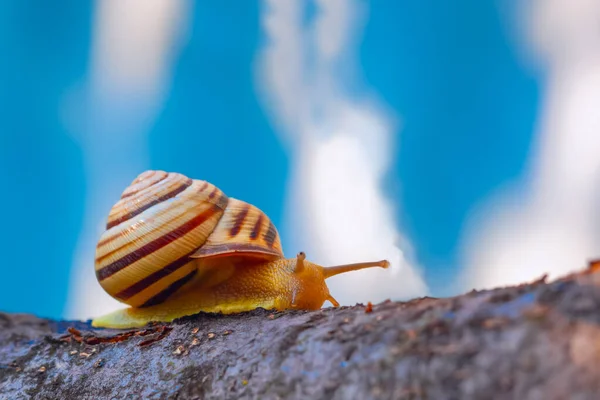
<box><xmin>94</xmin><ymin>170</ymin><xmax>283</xmax><ymax>308</ymax></box>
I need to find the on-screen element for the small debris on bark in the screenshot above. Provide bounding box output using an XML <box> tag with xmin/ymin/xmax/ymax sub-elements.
<box><xmin>173</xmin><ymin>346</ymin><xmax>186</xmax><ymax>356</ymax></box>
<box><xmin>59</xmin><ymin>324</ymin><xmax>173</xmax><ymax>347</ymax></box>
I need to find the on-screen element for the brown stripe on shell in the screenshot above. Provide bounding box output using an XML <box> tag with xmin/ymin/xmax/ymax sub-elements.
<box><xmin>196</xmin><ymin>243</ymin><xmax>282</xmax><ymax>259</ymax></box>
<box><xmin>97</xmin><ymin>231</ymin><xmax>120</xmax><ymax>248</ymax></box>
<box><xmin>96</xmin><ymin>201</ymin><xmax>178</xmax><ymax>249</ymax></box>
<box><xmin>121</xmin><ymin>171</ymin><xmax>168</xmax><ymax>199</ymax></box>
<box><xmin>250</xmin><ymin>212</ymin><xmax>264</xmax><ymax>240</ymax></box>
<box><xmin>99</xmin><ymin>181</ymin><xmax>221</xmax><ymax>250</ymax></box>
<box><xmin>263</xmin><ymin>221</ymin><xmax>278</xmax><ymax>248</ymax></box>
<box><xmin>113</xmin><ymin>250</ymin><xmax>197</xmax><ymax>301</ymax></box>
<box><xmin>216</xmin><ymin>193</ymin><xmax>228</xmax><ymax>210</ymax></box>
<box><xmin>96</xmin><ymin>205</ymin><xmax>220</xmax><ymax>281</ymax></box>
<box><xmin>106</xmin><ymin>178</ymin><xmax>193</xmax><ymax>230</ymax></box>
<box><xmin>208</xmin><ymin>187</ymin><xmax>218</xmax><ymax>199</ymax></box>
<box><xmin>97</xmin><ymin>182</ymin><xmax>225</xmax><ymax>260</ymax></box>
<box><xmin>229</xmin><ymin>204</ymin><xmax>250</xmax><ymax>237</ymax></box>
<box><xmin>140</xmin><ymin>270</ymin><xmax>197</xmax><ymax>308</ymax></box>
<box><xmin>198</xmin><ymin>181</ymin><xmax>209</xmax><ymax>192</ymax></box>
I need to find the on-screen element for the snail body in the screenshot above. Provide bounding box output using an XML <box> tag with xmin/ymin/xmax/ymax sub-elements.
<box><xmin>92</xmin><ymin>170</ymin><xmax>389</xmax><ymax>328</ymax></box>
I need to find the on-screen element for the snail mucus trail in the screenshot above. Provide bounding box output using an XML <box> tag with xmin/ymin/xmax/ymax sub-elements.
<box><xmin>92</xmin><ymin>170</ymin><xmax>390</xmax><ymax>328</ymax></box>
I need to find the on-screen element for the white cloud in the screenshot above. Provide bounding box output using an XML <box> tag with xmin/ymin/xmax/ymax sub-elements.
<box><xmin>257</xmin><ymin>0</ymin><xmax>428</xmax><ymax>304</ymax></box>
<box><xmin>459</xmin><ymin>0</ymin><xmax>600</xmax><ymax>291</ymax></box>
<box><xmin>63</xmin><ymin>0</ymin><xmax>192</xmax><ymax>319</ymax></box>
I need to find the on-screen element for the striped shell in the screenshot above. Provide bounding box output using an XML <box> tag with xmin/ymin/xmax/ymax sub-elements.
<box><xmin>94</xmin><ymin>170</ymin><xmax>283</xmax><ymax>308</ymax></box>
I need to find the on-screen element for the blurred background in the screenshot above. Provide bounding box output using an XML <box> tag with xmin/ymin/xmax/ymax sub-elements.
<box><xmin>1</xmin><ymin>0</ymin><xmax>599</xmax><ymax>321</ymax></box>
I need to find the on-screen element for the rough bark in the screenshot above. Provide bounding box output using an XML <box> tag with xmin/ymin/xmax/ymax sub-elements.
<box><xmin>2</xmin><ymin>265</ymin><xmax>600</xmax><ymax>400</ymax></box>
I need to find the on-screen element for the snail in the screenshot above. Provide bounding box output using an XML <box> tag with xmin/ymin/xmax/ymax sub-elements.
<box><xmin>92</xmin><ymin>170</ymin><xmax>389</xmax><ymax>328</ymax></box>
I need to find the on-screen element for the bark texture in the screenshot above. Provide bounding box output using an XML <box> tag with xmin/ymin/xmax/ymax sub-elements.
<box><xmin>2</xmin><ymin>266</ymin><xmax>600</xmax><ymax>399</ymax></box>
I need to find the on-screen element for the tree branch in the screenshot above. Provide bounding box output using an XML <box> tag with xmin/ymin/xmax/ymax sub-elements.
<box><xmin>2</xmin><ymin>265</ymin><xmax>600</xmax><ymax>399</ymax></box>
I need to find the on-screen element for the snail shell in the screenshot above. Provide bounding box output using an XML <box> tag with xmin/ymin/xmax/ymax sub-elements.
<box><xmin>94</xmin><ymin>170</ymin><xmax>283</xmax><ymax>308</ymax></box>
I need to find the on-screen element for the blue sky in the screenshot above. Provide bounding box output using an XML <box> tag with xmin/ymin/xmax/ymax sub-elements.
<box><xmin>1</xmin><ymin>1</ymin><xmax>597</xmax><ymax>320</ymax></box>
<box><xmin>364</xmin><ymin>1</ymin><xmax>540</xmax><ymax>292</ymax></box>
